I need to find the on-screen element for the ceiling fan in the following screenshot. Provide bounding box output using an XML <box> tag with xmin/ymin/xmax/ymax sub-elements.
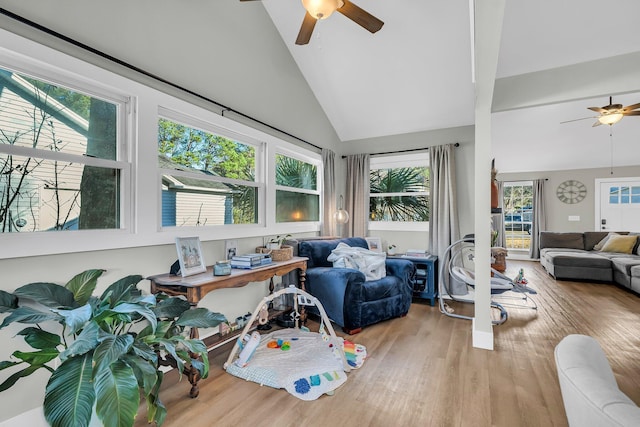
<box><xmin>562</xmin><ymin>96</ymin><xmax>640</xmax><ymax>127</ymax></box>
<box><xmin>240</xmin><ymin>0</ymin><xmax>384</xmax><ymax>45</ymax></box>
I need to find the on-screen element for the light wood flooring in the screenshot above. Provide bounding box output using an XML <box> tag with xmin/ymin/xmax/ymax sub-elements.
<box><xmin>136</xmin><ymin>260</ymin><xmax>640</xmax><ymax>427</ymax></box>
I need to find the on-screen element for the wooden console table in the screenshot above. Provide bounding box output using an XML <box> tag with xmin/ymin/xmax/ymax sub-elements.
<box><xmin>147</xmin><ymin>256</ymin><xmax>308</xmax><ymax>397</ymax></box>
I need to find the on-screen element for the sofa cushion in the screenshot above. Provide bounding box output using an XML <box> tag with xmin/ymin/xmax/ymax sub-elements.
<box><xmin>610</xmin><ymin>256</ymin><xmax>640</xmax><ymax>276</ymax></box>
<box><xmin>540</xmin><ymin>232</ymin><xmax>585</xmax><ymax>250</ymax></box>
<box><xmin>600</xmin><ymin>234</ymin><xmax>638</xmax><ymax>254</ymax></box>
<box><xmin>585</xmin><ymin>231</ymin><xmax>612</xmax><ymax>251</ymax></box>
<box><xmin>545</xmin><ymin>251</ymin><xmax>611</xmax><ymax>268</ymax></box>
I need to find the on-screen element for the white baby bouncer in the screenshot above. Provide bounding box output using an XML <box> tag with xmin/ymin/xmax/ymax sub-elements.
<box><xmin>438</xmin><ymin>236</ymin><xmax>537</xmax><ymax>325</ymax></box>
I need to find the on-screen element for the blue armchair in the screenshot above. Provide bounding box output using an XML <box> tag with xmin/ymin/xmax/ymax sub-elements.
<box><xmin>296</xmin><ymin>237</ymin><xmax>415</xmax><ymax>334</ymax></box>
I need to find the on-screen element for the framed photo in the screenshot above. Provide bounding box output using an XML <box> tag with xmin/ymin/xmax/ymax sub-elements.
<box><xmin>175</xmin><ymin>237</ymin><xmax>206</xmax><ymax>277</ymax></box>
<box><xmin>365</xmin><ymin>237</ymin><xmax>382</xmax><ymax>252</ymax></box>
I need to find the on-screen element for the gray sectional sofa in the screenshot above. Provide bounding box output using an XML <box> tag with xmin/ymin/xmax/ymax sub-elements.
<box><xmin>539</xmin><ymin>231</ymin><xmax>640</xmax><ymax>294</ymax></box>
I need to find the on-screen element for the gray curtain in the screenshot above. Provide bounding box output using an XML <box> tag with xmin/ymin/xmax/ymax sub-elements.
<box><xmin>428</xmin><ymin>144</ymin><xmax>460</xmax><ymax>261</ymax></box>
<box><xmin>529</xmin><ymin>178</ymin><xmax>546</xmax><ymax>259</ymax></box>
<box><xmin>345</xmin><ymin>154</ymin><xmax>370</xmax><ymax>238</ymax></box>
<box><xmin>321</xmin><ymin>148</ymin><xmax>337</xmax><ymax>237</ymax></box>
<box><xmin>494</xmin><ymin>180</ymin><xmax>507</xmax><ymax>247</ymax></box>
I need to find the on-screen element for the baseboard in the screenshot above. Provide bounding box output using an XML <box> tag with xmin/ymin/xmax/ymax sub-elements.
<box><xmin>472</xmin><ymin>318</ymin><xmax>494</xmax><ymax>350</ymax></box>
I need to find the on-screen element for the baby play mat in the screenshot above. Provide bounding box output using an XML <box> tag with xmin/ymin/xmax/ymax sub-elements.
<box><xmin>225</xmin><ymin>329</ymin><xmax>366</xmax><ymax>401</ymax></box>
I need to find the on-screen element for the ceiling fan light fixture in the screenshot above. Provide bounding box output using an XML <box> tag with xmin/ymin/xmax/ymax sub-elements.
<box><xmin>598</xmin><ymin>112</ymin><xmax>624</xmax><ymax>126</ymax></box>
<box><xmin>301</xmin><ymin>0</ymin><xmax>341</xmax><ymax>20</ymax></box>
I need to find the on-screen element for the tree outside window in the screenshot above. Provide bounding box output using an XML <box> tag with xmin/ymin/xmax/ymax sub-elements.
<box><xmin>275</xmin><ymin>154</ymin><xmax>319</xmax><ymax>222</ymax></box>
<box><xmin>369</xmin><ymin>164</ymin><xmax>430</xmax><ymax>223</ymax></box>
<box><xmin>157</xmin><ymin>118</ymin><xmax>257</xmax><ymax>226</ymax></box>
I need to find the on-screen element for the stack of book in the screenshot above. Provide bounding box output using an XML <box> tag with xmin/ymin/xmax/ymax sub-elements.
<box><xmin>230</xmin><ymin>253</ymin><xmax>272</xmax><ymax>269</ymax></box>
<box><xmin>403</xmin><ymin>249</ymin><xmax>427</xmax><ymax>258</ymax></box>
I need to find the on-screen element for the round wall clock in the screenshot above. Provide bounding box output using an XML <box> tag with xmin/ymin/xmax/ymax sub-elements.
<box><xmin>556</xmin><ymin>180</ymin><xmax>587</xmax><ymax>204</ymax></box>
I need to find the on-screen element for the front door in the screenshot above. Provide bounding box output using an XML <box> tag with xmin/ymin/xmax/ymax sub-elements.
<box><xmin>596</xmin><ymin>178</ymin><xmax>640</xmax><ymax>232</ymax></box>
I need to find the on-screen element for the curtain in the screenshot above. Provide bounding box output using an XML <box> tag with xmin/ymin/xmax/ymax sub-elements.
<box><xmin>494</xmin><ymin>180</ymin><xmax>507</xmax><ymax>248</ymax></box>
<box><xmin>321</xmin><ymin>148</ymin><xmax>337</xmax><ymax>237</ymax></box>
<box><xmin>345</xmin><ymin>154</ymin><xmax>370</xmax><ymax>238</ymax></box>
<box><xmin>428</xmin><ymin>144</ymin><xmax>460</xmax><ymax>261</ymax></box>
<box><xmin>529</xmin><ymin>179</ymin><xmax>546</xmax><ymax>259</ymax></box>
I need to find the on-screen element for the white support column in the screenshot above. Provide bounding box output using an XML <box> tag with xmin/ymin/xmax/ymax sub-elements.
<box><xmin>472</xmin><ymin>0</ymin><xmax>506</xmax><ymax>350</ymax></box>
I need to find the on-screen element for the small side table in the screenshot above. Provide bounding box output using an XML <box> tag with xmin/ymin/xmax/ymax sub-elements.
<box><xmin>390</xmin><ymin>254</ymin><xmax>438</xmax><ymax>306</ymax></box>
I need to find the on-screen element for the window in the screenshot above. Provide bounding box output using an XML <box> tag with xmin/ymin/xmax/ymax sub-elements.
<box><xmin>0</xmin><ymin>66</ymin><xmax>127</xmax><ymax>233</ymax></box>
<box><xmin>609</xmin><ymin>186</ymin><xmax>640</xmax><ymax>204</ymax></box>
<box><xmin>503</xmin><ymin>181</ymin><xmax>533</xmax><ymax>251</ymax></box>
<box><xmin>157</xmin><ymin>115</ymin><xmax>259</xmax><ymax>227</ymax></box>
<box><xmin>369</xmin><ymin>153</ymin><xmax>429</xmax><ymax>230</ymax></box>
<box><xmin>275</xmin><ymin>153</ymin><xmax>319</xmax><ymax>222</ymax></box>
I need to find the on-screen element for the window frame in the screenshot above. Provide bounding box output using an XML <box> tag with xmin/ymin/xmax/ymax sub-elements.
<box><xmin>157</xmin><ymin>108</ymin><xmax>264</xmax><ymax>229</ymax></box>
<box><xmin>368</xmin><ymin>152</ymin><xmax>430</xmax><ymax>232</ymax></box>
<box><xmin>270</xmin><ymin>147</ymin><xmax>322</xmax><ymax>231</ymax></box>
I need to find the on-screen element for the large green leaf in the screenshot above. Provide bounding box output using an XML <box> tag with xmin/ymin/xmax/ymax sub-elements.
<box><xmin>12</xmin><ymin>349</ymin><xmax>59</xmax><ymax>365</ymax></box>
<box><xmin>65</xmin><ymin>269</ymin><xmax>104</xmax><ymax>306</ymax></box>
<box><xmin>121</xmin><ymin>354</ymin><xmax>159</xmax><ymax>395</ymax></box>
<box><xmin>13</xmin><ymin>282</ymin><xmax>75</xmax><ymax>308</ymax></box>
<box><xmin>175</xmin><ymin>308</ymin><xmax>226</xmax><ymax>328</ymax></box>
<box><xmin>53</xmin><ymin>304</ymin><xmax>92</xmax><ymax>334</ymax></box>
<box><xmin>146</xmin><ymin>370</ymin><xmax>167</xmax><ymax>426</ymax></box>
<box><xmin>153</xmin><ymin>297</ymin><xmax>191</xmax><ymax>319</ymax></box>
<box><xmin>0</xmin><ymin>290</ymin><xmax>17</xmax><ymax>312</ymax></box>
<box><xmin>189</xmin><ymin>357</ymin><xmax>208</xmax><ymax>380</ymax></box>
<box><xmin>94</xmin><ymin>360</ymin><xmax>140</xmax><ymax>427</ymax></box>
<box><xmin>0</xmin><ymin>364</ymin><xmax>42</xmax><ymax>392</ymax></box>
<box><xmin>17</xmin><ymin>327</ymin><xmax>62</xmax><ymax>349</ymax></box>
<box><xmin>60</xmin><ymin>321</ymin><xmax>100</xmax><ymax>361</ymax></box>
<box><xmin>93</xmin><ymin>334</ymin><xmax>134</xmax><ymax>371</ymax></box>
<box><xmin>44</xmin><ymin>353</ymin><xmax>95</xmax><ymax>427</ymax></box>
<box><xmin>0</xmin><ymin>360</ymin><xmax>22</xmax><ymax>371</ymax></box>
<box><xmin>100</xmin><ymin>275</ymin><xmax>143</xmax><ymax>307</ymax></box>
<box><xmin>110</xmin><ymin>303</ymin><xmax>157</xmax><ymax>333</ymax></box>
<box><xmin>131</xmin><ymin>340</ymin><xmax>158</xmax><ymax>365</ymax></box>
<box><xmin>154</xmin><ymin>338</ymin><xmax>184</xmax><ymax>373</ymax></box>
<box><xmin>0</xmin><ymin>306</ymin><xmax>59</xmax><ymax>329</ymax></box>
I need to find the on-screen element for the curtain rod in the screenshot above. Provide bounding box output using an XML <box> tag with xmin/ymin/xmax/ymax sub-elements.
<box><xmin>0</xmin><ymin>8</ymin><xmax>322</xmax><ymax>152</ymax></box>
<box><xmin>341</xmin><ymin>142</ymin><xmax>459</xmax><ymax>159</ymax></box>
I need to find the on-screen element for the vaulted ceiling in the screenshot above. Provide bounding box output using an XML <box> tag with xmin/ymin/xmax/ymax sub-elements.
<box><xmin>252</xmin><ymin>0</ymin><xmax>640</xmax><ymax>173</ymax></box>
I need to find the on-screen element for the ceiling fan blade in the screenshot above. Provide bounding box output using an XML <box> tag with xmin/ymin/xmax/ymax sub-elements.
<box><xmin>560</xmin><ymin>116</ymin><xmax>597</xmax><ymax>124</ymax></box>
<box><xmin>296</xmin><ymin>12</ymin><xmax>317</xmax><ymax>45</ymax></box>
<box><xmin>337</xmin><ymin>0</ymin><xmax>384</xmax><ymax>33</ymax></box>
<box><xmin>622</xmin><ymin>103</ymin><xmax>640</xmax><ymax>112</ymax></box>
<box><xmin>624</xmin><ymin>111</ymin><xmax>640</xmax><ymax>116</ymax></box>
<box><xmin>588</xmin><ymin>107</ymin><xmax>607</xmax><ymax>113</ymax></box>
<box><xmin>592</xmin><ymin>120</ymin><xmax>602</xmax><ymax>127</ymax></box>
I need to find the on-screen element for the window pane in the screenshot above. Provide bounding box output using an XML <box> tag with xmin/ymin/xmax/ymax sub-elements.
<box><xmin>503</xmin><ymin>183</ymin><xmax>533</xmax><ymax>250</ymax></box>
<box><xmin>369</xmin><ymin>166</ymin><xmax>429</xmax><ymax>222</ymax></box>
<box><xmin>631</xmin><ymin>186</ymin><xmax>640</xmax><ymax>204</ymax></box>
<box><xmin>0</xmin><ymin>154</ymin><xmax>119</xmax><ymax>232</ymax></box>
<box><xmin>609</xmin><ymin>187</ymin><xmax>619</xmax><ymax>204</ymax></box>
<box><xmin>162</xmin><ymin>175</ymin><xmax>256</xmax><ymax>226</ymax></box>
<box><xmin>276</xmin><ymin>190</ymin><xmax>319</xmax><ymax>222</ymax></box>
<box><xmin>0</xmin><ymin>68</ymin><xmax>117</xmax><ymax>160</ymax></box>
<box><xmin>276</xmin><ymin>155</ymin><xmax>317</xmax><ymax>190</ymax></box>
<box><xmin>369</xmin><ymin>195</ymin><xmax>429</xmax><ymax>221</ymax></box>
<box><xmin>158</xmin><ymin>118</ymin><xmax>255</xmax><ymax>181</ymax></box>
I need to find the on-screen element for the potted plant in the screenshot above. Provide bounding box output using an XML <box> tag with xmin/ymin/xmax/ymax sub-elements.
<box><xmin>387</xmin><ymin>244</ymin><xmax>397</xmax><ymax>255</ymax></box>
<box><xmin>266</xmin><ymin>234</ymin><xmax>292</xmax><ymax>250</ymax></box>
<box><xmin>0</xmin><ymin>269</ymin><xmax>226</xmax><ymax>427</ymax></box>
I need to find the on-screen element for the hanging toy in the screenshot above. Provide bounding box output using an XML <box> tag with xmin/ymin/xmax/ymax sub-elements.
<box><xmin>514</xmin><ymin>268</ymin><xmax>528</xmax><ymax>285</ymax></box>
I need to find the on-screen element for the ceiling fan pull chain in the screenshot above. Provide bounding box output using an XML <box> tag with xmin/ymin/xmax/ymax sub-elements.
<box><xmin>609</xmin><ymin>126</ymin><xmax>614</xmax><ymax>175</ymax></box>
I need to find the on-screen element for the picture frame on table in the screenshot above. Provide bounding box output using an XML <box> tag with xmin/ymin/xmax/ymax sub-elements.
<box><xmin>175</xmin><ymin>237</ymin><xmax>206</xmax><ymax>277</ymax></box>
<box><xmin>365</xmin><ymin>237</ymin><xmax>382</xmax><ymax>252</ymax></box>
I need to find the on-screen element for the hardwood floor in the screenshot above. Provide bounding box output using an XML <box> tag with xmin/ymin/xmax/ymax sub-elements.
<box><xmin>136</xmin><ymin>260</ymin><xmax>640</xmax><ymax>427</ymax></box>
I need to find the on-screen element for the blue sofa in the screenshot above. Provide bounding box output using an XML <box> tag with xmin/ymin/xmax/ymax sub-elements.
<box><xmin>296</xmin><ymin>237</ymin><xmax>415</xmax><ymax>334</ymax></box>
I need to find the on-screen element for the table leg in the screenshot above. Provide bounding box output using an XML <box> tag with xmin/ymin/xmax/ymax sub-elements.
<box><xmin>298</xmin><ymin>268</ymin><xmax>307</xmax><ymax>324</ymax></box>
<box><xmin>187</xmin><ymin>325</ymin><xmax>201</xmax><ymax>398</ymax></box>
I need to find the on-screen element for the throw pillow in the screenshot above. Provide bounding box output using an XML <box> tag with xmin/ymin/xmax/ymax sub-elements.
<box><xmin>593</xmin><ymin>232</ymin><xmax>618</xmax><ymax>251</ymax></box>
<box><xmin>599</xmin><ymin>234</ymin><xmax>638</xmax><ymax>254</ymax></box>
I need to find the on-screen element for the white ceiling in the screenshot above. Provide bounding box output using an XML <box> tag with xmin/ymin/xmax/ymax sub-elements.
<box><xmin>253</xmin><ymin>0</ymin><xmax>640</xmax><ymax>172</ymax></box>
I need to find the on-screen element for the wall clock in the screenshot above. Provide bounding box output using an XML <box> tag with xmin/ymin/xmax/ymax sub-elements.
<box><xmin>556</xmin><ymin>180</ymin><xmax>587</xmax><ymax>204</ymax></box>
